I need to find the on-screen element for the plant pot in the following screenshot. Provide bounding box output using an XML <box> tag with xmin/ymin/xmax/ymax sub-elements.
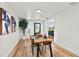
<box><xmin>23</xmin><ymin>30</ymin><xmax>25</xmax><ymax>36</ymax></box>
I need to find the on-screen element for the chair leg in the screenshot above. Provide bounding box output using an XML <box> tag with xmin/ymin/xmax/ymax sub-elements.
<box><xmin>39</xmin><ymin>46</ymin><xmax>42</xmax><ymax>56</ymax></box>
<box><xmin>32</xmin><ymin>46</ymin><xmax>34</xmax><ymax>56</ymax></box>
<box><xmin>49</xmin><ymin>43</ymin><xmax>53</xmax><ymax>57</ymax></box>
<box><xmin>41</xmin><ymin>45</ymin><xmax>47</xmax><ymax>56</ymax></box>
<box><xmin>39</xmin><ymin>46</ymin><xmax>43</xmax><ymax>56</ymax></box>
<box><xmin>45</xmin><ymin>45</ymin><xmax>46</xmax><ymax>53</ymax></box>
<box><xmin>37</xmin><ymin>44</ymin><xmax>40</xmax><ymax>57</ymax></box>
<box><xmin>41</xmin><ymin>45</ymin><xmax>44</xmax><ymax>56</ymax></box>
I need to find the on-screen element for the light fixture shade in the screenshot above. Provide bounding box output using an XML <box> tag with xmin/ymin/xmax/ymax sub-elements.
<box><xmin>36</xmin><ymin>9</ymin><xmax>41</xmax><ymax>12</ymax></box>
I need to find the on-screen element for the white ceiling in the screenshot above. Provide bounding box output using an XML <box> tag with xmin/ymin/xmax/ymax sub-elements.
<box><xmin>4</xmin><ymin>2</ymin><xmax>72</xmax><ymax>20</ymax></box>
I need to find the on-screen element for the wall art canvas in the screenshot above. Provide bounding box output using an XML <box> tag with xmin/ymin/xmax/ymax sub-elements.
<box><xmin>2</xmin><ymin>9</ymin><xmax>11</xmax><ymax>34</ymax></box>
<box><xmin>11</xmin><ymin>16</ymin><xmax>16</xmax><ymax>32</ymax></box>
<box><xmin>0</xmin><ymin>8</ymin><xmax>16</xmax><ymax>35</ymax></box>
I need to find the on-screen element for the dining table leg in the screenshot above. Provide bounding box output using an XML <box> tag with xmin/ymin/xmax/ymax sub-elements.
<box><xmin>49</xmin><ymin>43</ymin><xmax>53</xmax><ymax>57</ymax></box>
<box><xmin>37</xmin><ymin>43</ymin><xmax>40</xmax><ymax>57</ymax></box>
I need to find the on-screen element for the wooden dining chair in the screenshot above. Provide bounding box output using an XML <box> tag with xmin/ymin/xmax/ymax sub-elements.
<box><xmin>30</xmin><ymin>35</ymin><xmax>42</xmax><ymax>56</ymax></box>
<box><xmin>43</xmin><ymin>35</ymin><xmax>54</xmax><ymax>57</ymax></box>
<box><xmin>30</xmin><ymin>35</ymin><xmax>35</xmax><ymax>56</ymax></box>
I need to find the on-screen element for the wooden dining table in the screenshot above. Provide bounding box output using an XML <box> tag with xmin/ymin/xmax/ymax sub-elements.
<box><xmin>33</xmin><ymin>38</ymin><xmax>53</xmax><ymax>57</ymax></box>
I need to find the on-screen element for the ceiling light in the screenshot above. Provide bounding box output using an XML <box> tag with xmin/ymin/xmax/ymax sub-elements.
<box><xmin>36</xmin><ymin>9</ymin><xmax>42</xmax><ymax>13</ymax></box>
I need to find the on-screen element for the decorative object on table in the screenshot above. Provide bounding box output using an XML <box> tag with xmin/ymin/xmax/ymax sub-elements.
<box><xmin>19</xmin><ymin>18</ymin><xmax>28</xmax><ymax>36</ymax></box>
<box><xmin>35</xmin><ymin>35</ymin><xmax>39</xmax><ymax>39</ymax></box>
<box><xmin>38</xmin><ymin>33</ymin><xmax>42</xmax><ymax>37</ymax></box>
<box><xmin>34</xmin><ymin>33</ymin><xmax>39</xmax><ymax>39</ymax></box>
<box><xmin>43</xmin><ymin>34</ymin><xmax>47</xmax><ymax>39</ymax></box>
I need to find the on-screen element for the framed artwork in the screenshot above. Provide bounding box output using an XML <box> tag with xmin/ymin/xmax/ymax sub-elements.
<box><xmin>11</xmin><ymin>16</ymin><xmax>16</xmax><ymax>32</ymax></box>
<box><xmin>2</xmin><ymin>9</ymin><xmax>11</xmax><ymax>34</ymax></box>
<box><xmin>0</xmin><ymin>8</ymin><xmax>16</xmax><ymax>35</ymax></box>
<box><xmin>0</xmin><ymin>8</ymin><xmax>2</xmax><ymax>35</ymax></box>
<box><xmin>34</xmin><ymin>23</ymin><xmax>41</xmax><ymax>35</ymax></box>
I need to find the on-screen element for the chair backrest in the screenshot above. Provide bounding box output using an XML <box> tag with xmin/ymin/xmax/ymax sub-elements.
<box><xmin>29</xmin><ymin>35</ymin><xmax>34</xmax><ymax>44</ymax></box>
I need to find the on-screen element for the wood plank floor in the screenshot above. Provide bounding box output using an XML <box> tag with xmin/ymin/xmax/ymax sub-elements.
<box><xmin>9</xmin><ymin>39</ymin><xmax>77</xmax><ymax>57</ymax></box>
<box><xmin>53</xmin><ymin>43</ymin><xmax>78</xmax><ymax>57</ymax></box>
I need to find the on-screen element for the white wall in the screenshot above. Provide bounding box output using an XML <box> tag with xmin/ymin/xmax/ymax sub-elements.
<box><xmin>54</xmin><ymin>4</ymin><xmax>79</xmax><ymax>56</ymax></box>
<box><xmin>0</xmin><ymin>3</ymin><xmax>20</xmax><ymax>56</ymax></box>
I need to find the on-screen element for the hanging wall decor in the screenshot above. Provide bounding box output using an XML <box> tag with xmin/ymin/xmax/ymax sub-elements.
<box><xmin>34</xmin><ymin>23</ymin><xmax>41</xmax><ymax>35</ymax></box>
<box><xmin>11</xmin><ymin>16</ymin><xmax>16</xmax><ymax>32</ymax></box>
<box><xmin>0</xmin><ymin>8</ymin><xmax>16</xmax><ymax>35</ymax></box>
<box><xmin>2</xmin><ymin>8</ymin><xmax>11</xmax><ymax>34</ymax></box>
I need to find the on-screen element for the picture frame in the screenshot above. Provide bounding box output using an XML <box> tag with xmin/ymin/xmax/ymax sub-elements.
<box><xmin>34</xmin><ymin>23</ymin><xmax>41</xmax><ymax>35</ymax></box>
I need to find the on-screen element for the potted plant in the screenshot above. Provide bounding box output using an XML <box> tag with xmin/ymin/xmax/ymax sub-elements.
<box><xmin>19</xmin><ymin>18</ymin><xmax>28</xmax><ymax>36</ymax></box>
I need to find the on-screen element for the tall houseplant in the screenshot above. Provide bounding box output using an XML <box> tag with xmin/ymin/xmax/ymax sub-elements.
<box><xmin>19</xmin><ymin>18</ymin><xmax>28</xmax><ymax>36</ymax></box>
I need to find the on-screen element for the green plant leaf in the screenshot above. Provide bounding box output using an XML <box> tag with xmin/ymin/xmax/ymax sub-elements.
<box><xmin>19</xmin><ymin>18</ymin><xmax>28</xmax><ymax>31</ymax></box>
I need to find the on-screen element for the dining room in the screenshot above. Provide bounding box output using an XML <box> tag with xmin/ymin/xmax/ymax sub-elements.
<box><xmin>0</xmin><ymin>2</ymin><xmax>78</xmax><ymax>57</ymax></box>
<box><xmin>17</xmin><ymin>17</ymin><xmax>54</xmax><ymax>57</ymax></box>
